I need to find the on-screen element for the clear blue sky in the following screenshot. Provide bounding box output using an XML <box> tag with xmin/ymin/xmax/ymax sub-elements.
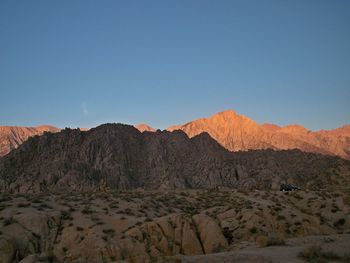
<box><xmin>0</xmin><ymin>0</ymin><xmax>349</xmax><ymax>130</ymax></box>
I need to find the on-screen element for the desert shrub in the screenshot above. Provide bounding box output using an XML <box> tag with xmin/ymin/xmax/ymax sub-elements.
<box><xmin>81</xmin><ymin>207</ymin><xmax>92</xmax><ymax>214</ymax></box>
<box><xmin>277</xmin><ymin>215</ymin><xmax>285</xmax><ymax>220</ymax></box>
<box><xmin>3</xmin><ymin>217</ymin><xmax>15</xmax><ymax>226</ymax></box>
<box><xmin>256</xmin><ymin>235</ymin><xmax>286</xmax><ymax>247</ymax></box>
<box><xmin>267</xmin><ymin>236</ymin><xmax>286</xmax><ymax>246</ymax></box>
<box><xmin>249</xmin><ymin>227</ymin><xmax>257</xmax><ymax>234</ymax></box>
<box><xmin>124</xmin><ymin>208</ymin><xmax>134</xmax><ymax>216</ymax></box>
<box><xmin>342</xmin><ymin>195</ymin><xmax>350</xmax><ymax>206</ymax></box>
<box><xmin>45</xmin><ymin>250</ymin><xmax>57</xmax><ymax>262</ymax></box>
<box><xmin>17</xmin><ymin>202</ymin><xmax>31</xmax><ymax>208</ymax></box>
<box><xmin>39</xmin><ymin>203</ymin><xmax>53</xmax><ymax>209</ymax></box>
<box><xmin>103</xmin><ymin>228</ymin><xmax>115</xmax><ymax>235</ymax></box>
<box><xmin>76</xmin><ymin>226</ymin><xmax>84</xmax><ymax>231</ymax></box>
<box><xmin>121</xmin><ymin>248</ymin><xmax>129</xmax><ymax>260</ymax></box>
<box><xmin>299</xmin><ymin>246</ymin><xmax>341</xmax><ymax>262</ymax></box>
<box><xmin>333</xmin><ymin>218</ymin><xmax>345</xmax><ymax>228</ymax></box>
<box><xmin>274</xmin><ymin>206</ymin><xmax>282</xmax><ymax>212</ymax></box>
<box><xmin>222</xmin><ymin>227</ymin><xmax>234</xmax><ymax>244</ymax></box>
<box><xmin>61</xmin><ymin>210</ymin><xmax>71</xmax><ymax>220</ymax></box>
<box><xmin>0</xmin><ymin>195</ymin><xmax>12</xmax><ymax>202</ymax></box>
<box><xmin>256</xmin><ymin>235</ymin><xmax>268</xmax><ymax>247</ymax></box>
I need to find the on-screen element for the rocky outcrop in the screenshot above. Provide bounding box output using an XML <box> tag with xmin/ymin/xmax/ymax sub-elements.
<box><xmin>167</xmin><ymin>110</ymin><xmax>350</xmax><ymax>160</ymax></box>
<box><xmin>0</xmin><ymin>124</ymin><xmax>349</xmax><ymax>192</ymax></box>
<box><xmin>0</xmin><ymin>125</ymin><xmax>60</xmax><ymax>157</ymax></box>
<box><xmin>192</xmin><ymin>214</ymin><xmax>228</xmax><ymax>253</ymax></box>
<box><xmin>0</xmin><ymin>210</ymin><xmax>62</xmax><ymax>263</ymax></box>
<box><xmin>119</xmin><ymin>214</ymin><xmax>228</xmax><ymax>260</ymax></box>
<box><xmin>141</xmin><ymin>214</ymin><xmax>204</xmax><ymax>256</ymax></box>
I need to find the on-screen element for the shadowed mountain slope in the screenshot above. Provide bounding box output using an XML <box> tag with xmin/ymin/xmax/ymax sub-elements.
<box><xmin>0</xmin><ymin>124</ymin><xmax>349</xmax><ymax>193</ymax></box>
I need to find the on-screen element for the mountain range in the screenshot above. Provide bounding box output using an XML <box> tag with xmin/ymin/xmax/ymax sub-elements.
<box><xmin>167</xmin><ymin>110</ymin><xmax>350</xmax><ymax>160</ymax></box>
<box><xmin>0</xmin><ymin>110</ymin><xmax>349</xmax><ymax>159</ymax></box>
<box><xmin>1</xmin><ymin>123</ymin><xmax>349</xmax><ymax>192</ymax></box>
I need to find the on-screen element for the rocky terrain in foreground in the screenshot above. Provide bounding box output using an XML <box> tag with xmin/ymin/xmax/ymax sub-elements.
<box><xmin>0</xmin><ymin>189</ymin><xmax>349</xmax><ymax>263</ymax></box>
<box><xmin>1</xmin><ymin>124</ymin><xmax>349</xmax><ymax>192</ymax></box>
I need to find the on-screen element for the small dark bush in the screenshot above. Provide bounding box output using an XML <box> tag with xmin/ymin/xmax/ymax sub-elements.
<box><xmin>249</xmin><ymin>227</ymin><xmax>257</xmax><ymax>234</ymax></box>
<box><xmin>333</xmin><ymin>218</ymin><xmax>345</xmax><ymax>228</ymax></box>
<box><xmin>103</xmin><ymin>228</ymin><xmax>115</xmax><ymax>235</ymax></box>
<box><xmin>3</xmin><ymin>217</ymin><xmax>15</xmax><ymax>226</ymax></box>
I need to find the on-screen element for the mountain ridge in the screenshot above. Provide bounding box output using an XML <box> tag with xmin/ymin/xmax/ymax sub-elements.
<box><xmin>1</xmin><ymin>123</ymin><xmax>349</xmax><ymax>193</ymax></box>
<box><xmin>166</xmin><ymin>110</ymin><xmax>350</xmax><ymax>159</ymax></box>
<box><xmin>1</xmin><ymin>110</ymin><xmax>349</xmax><ymax>159</ymax></box>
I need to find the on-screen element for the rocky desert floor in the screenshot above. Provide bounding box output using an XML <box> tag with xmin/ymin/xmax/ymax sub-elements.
<box><xmin>0</xmin><ymin>188</ymin><xmax>349</xmax><ymax>263</ymax></box>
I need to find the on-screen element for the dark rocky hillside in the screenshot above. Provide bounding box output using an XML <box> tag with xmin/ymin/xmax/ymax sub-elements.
<box><xmin>0</xmin><ymin>124</ymin><xmax>349</xmax><ymax>193</ymax></box>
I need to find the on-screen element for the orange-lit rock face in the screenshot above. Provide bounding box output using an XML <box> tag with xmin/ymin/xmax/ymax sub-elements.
<box><xmin>135</xmin><ymin>123</ymin><xmax>156</xmax><ymax>132</ymax></box>
<box><xmin>0</xmin><ymin>126</ymin><xmax>60</xmax><ymax>157</ymax></box>
<box><xmin>167</xmin><ymin>110</ymin><xmax>350</xmax><ymax>160</ymax></box>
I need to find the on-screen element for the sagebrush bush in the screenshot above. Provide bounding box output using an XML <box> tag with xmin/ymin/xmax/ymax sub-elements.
<box><xmin>256</xmin><ymin>235</ymin><xmax>286</xmax><ymax>247</ymax></box>
<box><xmin>299</xmin><ymin>246</ymin><xmax>341</xmax><ymax>262</ymax></box>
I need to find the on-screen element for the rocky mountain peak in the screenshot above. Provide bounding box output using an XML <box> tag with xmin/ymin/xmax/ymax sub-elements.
<box><xmin>135</xmin><ymin>123</ymin><xmax>156</xmax><ymax>132</ymax></box>
<box><xmin>166</xmin><ymin>110</ymin><xmax>350</xmax><ymax>159</ymax></box>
